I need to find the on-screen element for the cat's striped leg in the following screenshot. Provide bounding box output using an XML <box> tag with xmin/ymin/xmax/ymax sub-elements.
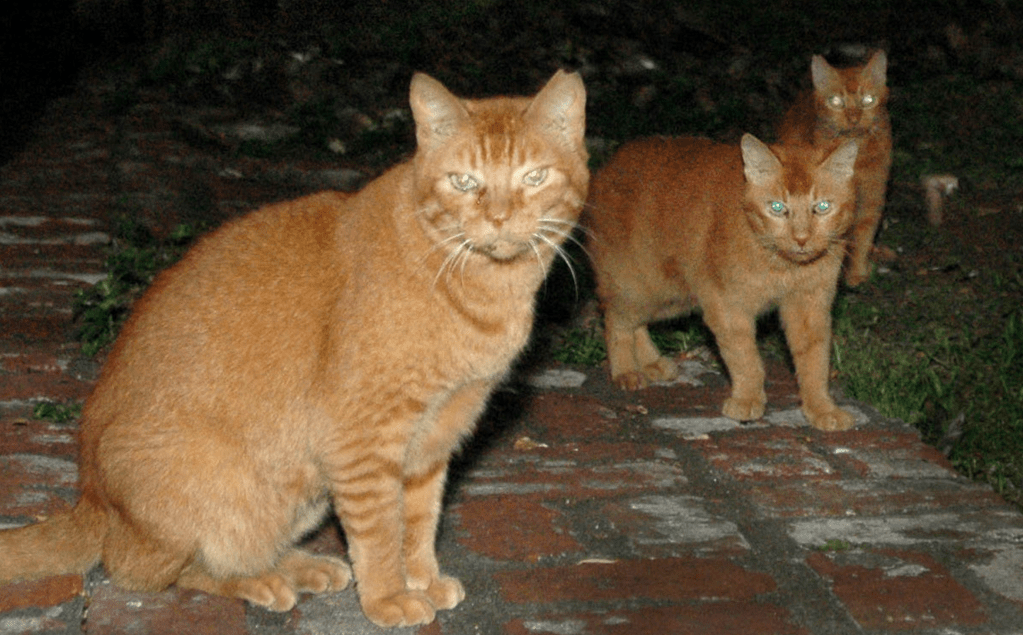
<box><xmin>401</xmin><ymin>461</ymin><xmax>464</xmax><ymax>610</ymax></box>
<box><xmin>401</xmin><ymin>382</ymin><xmax>494</xmax><ymax>613</ymax></box>
<box><xmin>329</xmin><ymin>410</ymin><xmax>452</xmax><ymax>628</ymax></box>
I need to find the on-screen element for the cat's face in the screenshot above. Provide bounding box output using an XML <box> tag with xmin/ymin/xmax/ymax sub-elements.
<box><xmin>741</xmin><ymin>134</ymin><xmax>858</xmax><ymax>265</ymax></box>
<box><xmin>408</xmin><ymin>71</ymin><xmax>588</xmax><ymax>271</ymax></box>
<box><xmin>812</xmin><ymin>51</ymin><xmax>888</xmax><ymax>134</ymax></box>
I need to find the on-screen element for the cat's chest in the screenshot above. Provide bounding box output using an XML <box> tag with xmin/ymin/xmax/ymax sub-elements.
<box><xmin>443</xmin><ymin>301</ymin><xmax>534</xmax><ymax>379</ymax></box>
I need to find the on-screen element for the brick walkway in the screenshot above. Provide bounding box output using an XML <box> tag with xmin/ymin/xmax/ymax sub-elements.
<box><xmin>2</xmin><ymin>66</ymin><xmax>1022</xmax><ymax>635</ymax></box>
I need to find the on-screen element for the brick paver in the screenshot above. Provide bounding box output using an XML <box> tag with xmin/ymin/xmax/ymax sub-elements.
<box><xmin>2</xmin><ymin>65</ymin><xmax>1022</xmax><ymax>635</ymax></box>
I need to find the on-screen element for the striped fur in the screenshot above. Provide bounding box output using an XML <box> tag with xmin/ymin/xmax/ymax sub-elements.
<box><xmin>0</xmin><ymin>70</ymin><xmax>588</xmax><ymax>628</ymax></box>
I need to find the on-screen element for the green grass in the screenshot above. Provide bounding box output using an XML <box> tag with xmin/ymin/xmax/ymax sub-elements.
<box><xmin>32</xmin><ymin>401</ymin><xmax>83</xmax><ymax>424</ymax></box>
<box><xmin>550</xmin><ymin>316</ymin><xmax>711</xmax><ymax>367</ymax></box>
<box><xmin>832</xmin><ymin>287</ymin><xmax>1023</xmax><ymax>507</ymax></box>
<box><xmin>74</xmin><ymin>215</ymin><xmax>202</xmax><ymax>356</ymax></box>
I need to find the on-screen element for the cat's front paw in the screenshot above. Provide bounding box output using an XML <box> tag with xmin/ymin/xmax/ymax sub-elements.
<box><xmin>361</xmin><ymin>590</ymin><xmax>437</xmax><ymax>627</ymax></box>
<box><xmin>804</xmin><ymin>405</ymin><xmax>856</xmax><ymax>431</ymax></box>
<box><xmin>722</xmin><ymin>395</ymin><xmax>766</xmax><ymax>422</ymax></box>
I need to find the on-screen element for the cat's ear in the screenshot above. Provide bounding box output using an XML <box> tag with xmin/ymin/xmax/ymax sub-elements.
<box><xmin>409</xmin><ymin>73</ymin><xmax>471</xmax><ymax>150</ymax></box>
<box><xmin>810</xmin><ymin>55</ymin><xmax>840</xmax><ymax>93</ymax></box>
<box><xmin>862</xmin><ymin>50</ymin><xmax>888</xmax><ymax>88</ymax></box>
<box><xmin>822</xmin><ymin>139</ymin><xmax>859</xmax><ymax>180</ymax></box>
<box><xmin>524</xmin><ymin>70</ymin><xmax>587</xmax><ymax>151</ymax></box>
<box><xmin>741</xmin><ymin>134</ymin><xmax>782</xmax><ymax>187</ymax></box>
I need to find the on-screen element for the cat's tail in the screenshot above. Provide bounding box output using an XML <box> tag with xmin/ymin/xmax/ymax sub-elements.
<box><xmin>0</xmin><ymin>492</ymin><xmax>107</xmax><ymax>585</ymax></box>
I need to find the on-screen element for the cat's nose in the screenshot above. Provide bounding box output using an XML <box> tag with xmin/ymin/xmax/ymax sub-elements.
<box><xmin>484</xmin><ymin>199</ymin><xmax>513</xmax><ymax>227</ymax></box>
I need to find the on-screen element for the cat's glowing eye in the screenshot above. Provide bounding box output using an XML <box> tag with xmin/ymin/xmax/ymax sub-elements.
<box><xmin>449</xmin><ymin>173</ymin><xmax>479</xmax><ymax>192</ymax></box>
<box><xmin>861</xmin><ymin>94</ymin><xmax>877</xmax><ymax>107</ymax></box>
<box><xmin>768</xmin><ymin>201</ymin><xmax>787</xmax><ymax>216</ymax></box>
<box><xmin>523</xmin><ymin>168</ymin><xmax>548</xmax><ymax>187</ymax></box>
<box><xmin>814</xmin><ymin>200</ymin><xmax>833</xmax><ymax>215</ymax></box>
<box><xmin>827</xmin><ymin>95</ymin><xmax>845</xmax><ymax>109</ymax></box>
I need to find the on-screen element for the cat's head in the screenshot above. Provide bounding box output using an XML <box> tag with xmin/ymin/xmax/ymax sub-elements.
<box><xmin>741</xmin><ymin>133</ymin><xmax>858</xmax><ymax>265</ymax></box>
<box><xmin>408</xmin><ymin>70</ymin><xmax>589</xmax><ymax>271</ymax></box>
<box><xmin>811</xmin><ymin>50</ymin><xmax>888</xmax><ymax>135</ymax></box>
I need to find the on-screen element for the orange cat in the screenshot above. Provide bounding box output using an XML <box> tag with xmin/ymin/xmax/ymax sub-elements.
<box><xmin>586</xmin><ymin>134</ymin><xmax>858</xmax><ymax>431</ymax></box>
<box><xmin>777</xmin><ymin>50</ymin><xmax>892</xmax><ymax>287</ymax></box>
<box><xmin>0</xmin><ymin>70</ymin><xmax>588</xmax><ymax>627</ymax></box>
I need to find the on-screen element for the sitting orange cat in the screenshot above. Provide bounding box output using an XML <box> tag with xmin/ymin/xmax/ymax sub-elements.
<box><xmin>777</xmin><ymin>51</ymin><xmax>892</xmax><ymax>287</ymax></box>
<box><xmin>0</xmin><ymin>70</ymin><xmax>589</xmax><ymax>627</ymax></box>
<box><xmin>587</xmin><ymin>133</ymin><xmax>858</xmax><ymax>431</ymax></box>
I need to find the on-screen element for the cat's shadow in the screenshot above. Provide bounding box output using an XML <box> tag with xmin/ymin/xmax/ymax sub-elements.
<box><xmin>444</xmin><ymin>373</ymin><xmax>535</xmax><ymax>503</ymax></box>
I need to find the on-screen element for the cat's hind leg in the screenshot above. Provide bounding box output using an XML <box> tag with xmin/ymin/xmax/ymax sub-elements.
<box><xmin>176</xmin><ymin>494</ymin><xmax>349</xmax><ymax>611</ymax></box>
<box><xmin>101</xmin><ymin>513</ymin><xmax>192</xmax><ymax>593</ymax></box>
<box><xmin>103</xmin><ymin>513</ymin><xmax>342</xmax><ymax>611</ymax></box>
<box><xmin>634</xmin><ymin>327</ymin><xmax>679</xmax><ymax>385</ymax></box>
<box><xmin>603</xmin><ymin>306</ymin><xmax>668</xmax><ymax>390</ymax></box>
<box><xmin>175</xmin><ymin>549</ymin><xmax>351</xmax><ymax>612</ymax></box>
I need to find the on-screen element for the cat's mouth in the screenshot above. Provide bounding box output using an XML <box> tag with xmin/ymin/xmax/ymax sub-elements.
<box><xmin>472</xmin><ymin>238</ymin><xmax>531</xmax><ymax>261</ymax></box>
<box><xmin>784</xmin><ymin>247</ymin><xmax>827</xmax><ymax>264</ymax></box>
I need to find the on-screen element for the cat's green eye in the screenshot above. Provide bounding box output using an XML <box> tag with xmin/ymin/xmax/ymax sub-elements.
<box><xmin>449</xmin><ymin>173</ymin><xmax>480</xmax><ymax>192</ymax></box>
<box><xmin>523</xmin><ymin>168</ymin><xmax>548</xmax><ymax>187</ymax></box>
<box><xmin>860</xmin><ymin>94</ymin><xmax>877</xmax><ymax>107</ymax></box>
<box><xmin>768</xmin><ymin>201</ymin><xmax>787</xmax><ymax>216</ymax></box>
<box><xmin>827</xmin><ymin>95</ymin><xmax>844</xmax><ymax>109</ymax></box>
<box><xmin>814</xmin><ymin>200</ymin><xmax>832</xmax><ymax>215</ymax></box>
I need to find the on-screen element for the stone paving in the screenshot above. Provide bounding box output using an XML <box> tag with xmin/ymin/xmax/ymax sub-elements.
<box><xmin>2</xmin><ymin>66</ymin><xmax>1023</xmax><ymax>635</ymax></box>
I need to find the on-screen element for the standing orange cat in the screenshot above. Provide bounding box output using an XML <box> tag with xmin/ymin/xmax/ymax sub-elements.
<box><xmin>587</xmin><ymin>134</ymin><xmax>858</xmax><ymax>431</ymax></box>
<box><xmin>0</xmin><ymin>70</ymin><xmax>588</xmax><ymax>627</ymax></box>
<box><xmin>777</xmin><ymin>50</ymin><xmax>892</xmax><ymax>287</ymax></box>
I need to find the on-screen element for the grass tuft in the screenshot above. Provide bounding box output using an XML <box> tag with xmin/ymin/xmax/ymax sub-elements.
<box><xmin>74</xmin><ymin>216</ymin><xmax>203</xmax><ymax>356</ymax></box>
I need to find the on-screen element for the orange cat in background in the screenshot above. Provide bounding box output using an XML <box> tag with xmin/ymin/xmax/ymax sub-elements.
<box><xmin>777</xmin><ymin>50</ymin><xmax>892</xmax><ymax>287</ymax></box>
<box><xmin>0</xmin><ymin>70</ymin><xmax>588</xmax><ymax>628</ymax></box>
<box><xmin>587</xmin><ymin>134</ymin><xmax>859</xmax><ymax>431</ymax></box>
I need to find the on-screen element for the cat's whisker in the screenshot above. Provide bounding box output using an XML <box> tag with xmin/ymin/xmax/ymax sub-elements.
<box><xmin>423</xmin><ymin>232</ymin><xmax>468</xmax><ymax>283</ymax></box>
<box><xmin>527</xmin><ymin>239</ymin><xmax>549</xmax><ymax>281</ymax></box>
<box><xmin>539</xmin><ymin>216</ymin><xmax>581</xmax><ymax>233</ymax></box>
<box><xmin>457</xmin><ymin>242</ymin><xmax>477</xmax><ymax>287</ymax></box>
<box><xmin>432</xmin><ymin>239</ymin><xmax>472</xmax><ymax>289</ymax></box>
<box><xmin>539</xmin><ymin>221</ymin><xmax>591</xmax><ymax>260</ymax></box>
<box><xmin>535</xmin><ymin>232</ymin><xmax>580</xmax><ymax>296</ymax></box>
<box><xmin>540</xmin><ymin>216</ymin><xmax>586</xmax><ymax>238</ymax></box>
